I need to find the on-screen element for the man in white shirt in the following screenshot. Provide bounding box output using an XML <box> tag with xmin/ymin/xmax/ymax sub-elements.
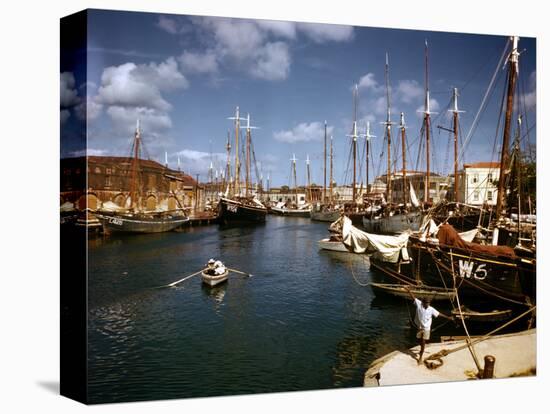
<box><xmin>406</xmin><ymin>287</ymin><xmax>453</xmax><ymax>364</ymax></box>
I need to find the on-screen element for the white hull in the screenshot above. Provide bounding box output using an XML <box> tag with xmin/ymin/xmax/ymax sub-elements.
<box><xmin>201</xmin><ymin>270</ymin><xmax>229</xmax><ymax>287</ymax></box>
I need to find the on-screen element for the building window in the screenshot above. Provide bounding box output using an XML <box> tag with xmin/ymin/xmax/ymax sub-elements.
<box><xmin>487</xmin><ymin>191</ymin><xmax>493</xmax><ymax>201</ymax></box>
<box><xmin>472</xmin><ymin>174</ymin><xmax>478</xmax><ymax>184</ymax></box>
<box><xmin>105</xmin><ymin>176</ymin><xmax>112</xmax><ymax>187</ymax></box>
<box><xmin>473</xmin><ymin>191</ymin><xmax>479</xmax><ymax>201</ymax></box>
<box><xmin>300</xmin><ymin>196</ymin><xmax>305</xmax><ymax>201</ymax></box>
<box><xmin>95</xmin><ymin>167</ymin><xmax>101</xmax><ymax>174</ymax></box>
<box><xmin>487</xmin><ymin>173</ymin><xmax>493</xmax><ymax>182</ymax></box>
<box><xmin>106</xmin><ymin>168</ymin><xmax>112</xmax><ymax>175</ymax></box>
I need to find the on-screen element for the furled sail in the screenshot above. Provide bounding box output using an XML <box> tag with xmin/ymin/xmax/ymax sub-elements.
<box><xmin>410</xmin><ymin>182</ymin><xmax>420</xmax><ymax>207</ymax></box>
<box><xmin>340</xmin><ymin>216</ymin><xmax>410</xmax><ymax>262</ymax></box>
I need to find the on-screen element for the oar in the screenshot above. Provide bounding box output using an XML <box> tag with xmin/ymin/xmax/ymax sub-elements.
<box><xmin>227</xmin><ymin>267</ymin><xmax>254</xmax><ymax>278</ymax></box>
<box><xmin>163</xmin><ymin>268</ymin><xmax>206</xmax><ymax>288</ymax></box>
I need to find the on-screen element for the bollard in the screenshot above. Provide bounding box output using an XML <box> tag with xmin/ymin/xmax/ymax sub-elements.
<box><xmin>482</xmin><ymin>355</ymin><xmax>496</xmax><ymax>379</ymax></box>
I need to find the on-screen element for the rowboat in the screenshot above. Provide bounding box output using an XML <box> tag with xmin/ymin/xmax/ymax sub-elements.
<box><xmin>370</xmin><ymin>282</ymin><xmax>456</xmax><ymax>302</ymax></box>
<box><xmin>201</xmin><ymin>268</ymin><xmax>229</xmax><ymax>287</ymax></box>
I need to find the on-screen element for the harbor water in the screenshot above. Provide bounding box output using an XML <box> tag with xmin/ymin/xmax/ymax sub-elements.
<box><xmin>87</xmin><ymin>216</ymin><xmax>439</xmax><ymax>403</ymax></box>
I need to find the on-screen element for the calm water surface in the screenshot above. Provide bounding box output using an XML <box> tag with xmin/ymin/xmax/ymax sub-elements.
<box><xmin>87</xmin><ymin>216</ymin><xmax>439</xmax><ymax>403</ymax></box>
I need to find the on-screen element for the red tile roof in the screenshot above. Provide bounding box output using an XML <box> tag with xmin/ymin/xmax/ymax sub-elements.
<box><xmin>463</xmin><ymin>162</ymin><xmax>500</xmax><ymax>169</ymax></box>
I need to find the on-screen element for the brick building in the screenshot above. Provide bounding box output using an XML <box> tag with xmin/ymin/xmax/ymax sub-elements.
<box><xmin>60</xmin><ymin>156</ymin><xmax>198</xmax><ymax>212</ymax></box>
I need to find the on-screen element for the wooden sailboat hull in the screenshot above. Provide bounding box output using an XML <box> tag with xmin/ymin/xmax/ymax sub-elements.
<box><xmin>218</xmin><ymin>197</ymin><xmax>267</xmax><ymax>224</ymax></box>
<box><xmin>310</xmin><ymin>208</ymin><xmax>341</xmax><ymax>222</ymax></box>
<box><xmin>370</xmin><ymin>282</ymin><xmax>456</xmax><ymax>302</ymax></box>
<box><xmin>362</xmin><ymin>211</ymin><xmax>423</xmax><ymax>234</ymax></box>
<box><xmin>201</xmin><ymin>269</ymin><xmax>229</xmax><ymax>287</ymax></box>
<box><xmin>271</xmin><ymin>206</ymin><xmax>311</xmax><ymax>217</ymax></box>
<box><xmin>96</xmin><ymin>211</ymin><xmax>189</xmax><ymax>233</ymax></box>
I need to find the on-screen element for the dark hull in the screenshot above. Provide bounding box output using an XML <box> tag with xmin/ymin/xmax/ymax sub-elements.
<box><xmin>218</xmin><ymin>197</ymin><xmax>267</xmax><ymax>224</ymax></box>
<box><xmin>370</xmin><ymin>241</ymin><xmax>536</xmax><ymax>304</ymax></box>
<box><xmin>362</xmin><ymin>211</ymin><xmax>423</xmax><ymax>234</ymax></box>
<box><xmin>96</xmin><ymin>211</ymin><xmax>189</xmax><ymax>233</ymax></box>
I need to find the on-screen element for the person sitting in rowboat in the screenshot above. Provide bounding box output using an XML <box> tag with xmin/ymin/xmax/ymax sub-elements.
<box><xmin>205</xmin><ymin>259</ymin><xmax>217</xmax><ymax>275</ymax></box>
<box><xmin>213</xmin><ymin>260</ymin><xmax>227</xmax><ymax>275</ymax></box>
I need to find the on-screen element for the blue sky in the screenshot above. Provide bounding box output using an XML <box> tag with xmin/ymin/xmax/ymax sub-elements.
<box><xmin>60</xmin><ymin>9</ymin><xmax>536</xmax><ymax>187</ymax></box>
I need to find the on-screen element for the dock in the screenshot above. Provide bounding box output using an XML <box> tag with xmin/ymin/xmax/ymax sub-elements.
<box><xmin>364</xmin><ymin>329</ymin><xmax>536</xmax><ymax>387</ymax></box>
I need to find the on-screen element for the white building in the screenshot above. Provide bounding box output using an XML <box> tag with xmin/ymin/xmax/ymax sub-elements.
<box><xmin>457</xmin><ymin>162</ymin><xmax>500</xmax><ymax>206</ymax></box>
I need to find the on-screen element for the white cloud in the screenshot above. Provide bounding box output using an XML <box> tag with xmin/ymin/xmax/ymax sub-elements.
<box><xmin>75</xmin><ymin>97</ymin><xmax>103</xmax><ymax>121</ymax></box>
<box><xmin>256</xmin><ymin>20</ymin><xmax>297</xmax><ymax>39</ymax></box>
<box><xmin>357</xmin><ymin>73</ymin><xmax>379</xmax><ymax>91</ymax></box>
<box><xmin>157</xmin><ymin>16</ymin><xmax>179</xmax><ymax>34</ymax></box>
<box><xmin>97</xmin><ymin>58</ymin><xmax>188</xmax><ymax>111</ymax></box>
<box><xmin>296</xmin><ymin>22</ymin><xmax>354</xmax><ymax>43</ymax></box>
<box><xmin>395</xmin><ymin>79</ymin><xmax>424</xmax><ymax>104</ymax></box>
<box><xmin>179</xmin><ymin>50</ymin><xmax>219</xmax><ymax>74</ymax></box>
<box><xmin>106</xmin><ymin>106</ymin><xmax>172</xmax><ymax>135</ymax></box>
<box><xmin>250</xmin><ymin>42</ymin><xmax>291</xmax><ymax>81</ymax></box>
<box><xmin>175</xmin><ymin>149</ymin><xmax>227</xmax><ymax>175</ymax></box>
<box><xmin>274</xmin><ymin>122</ymin><xmax>334</xmax><ymax>143</ymax></box>
<box><xmin>60</xmin><ymin>109</ymin><xmax>70</xmax><ymax>125</ymax></box>
<box><xmin>175</xmin><ymin>17</ymin><xmax>354</xmax><ymax>82</ymax></box>
<box><xmin>60</xmin><ymin>72</ymin><xmax>80</xmax><ymax>108</ymax></box>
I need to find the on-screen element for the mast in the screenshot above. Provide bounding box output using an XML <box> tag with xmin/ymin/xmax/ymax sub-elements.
<box><xmin>496</xmin><ymin>36</ymin><xmax>520</xmax><ymax>219</ymax></box>
<box><xmin>515</xmin><ymin>115</ymin><xmax>523</xmax><ymax>246</ymax></box>
<box><xmin>129</xmin><ymin>119</ymin><xmax>141</xmax><ymax>210</ymax></box>
<box><xmin>227</xmin><ymin>106</ymin><xmax>245</xmax><ymax>196</ymax></box>
<box><xmin>306</xmin><ymin>154</ymin><xmax>311</xmax><ymax>202</ymax></box>
<box><xmin>347</xmin><ymin>85</ymin><xmax>363</xmax><ymax>203</ymax></box>
<box><xmin>421</xmin><ymin>40</ymin><xmax>437</xmax><ymax>204</ymax></box>
<box><xmin>365</xmin><ymin>122</ymin><xmax>375</xmax><ymax>195</ymax></box>
<box><xmin>323</xmin><ymin>120</ymin><xmax>327</xmax><ymax>203</ymax></box>
<box><xmin>291</xmin><ymin>154</ymin><xmax>298</xmax><ymax>203</ymax></box>
<box><xmin>450</xmin><ymin>87</ymin><xmax>464</xmax><ymax>202</ymax></box>
<box><xmin>330</xmin><ymin>135</ymin><xmax>334</xmax><ymax>204</ymax></box>
<box><xmin>400</xmin><ymin>113</ymin><xmax>407</xmax><ymax>206</ymax></box>
<box><xmin>382</xmin><ymin>53</ymin><xmax>395</xmax><ymax>205</ymax></box>
<box><xmin>239</xmin><ymin>113</ymin><xmax>258</xmax><ymax>198</ymax></box>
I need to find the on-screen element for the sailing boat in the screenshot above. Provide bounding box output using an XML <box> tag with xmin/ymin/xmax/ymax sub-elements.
<box><xmin>271</xmin><ymin>154</ymin><xmax>312</xmax><ymax>217</ymax></box>
<box><xmin>96</xmin><ymin>120</ymin><xmax>189</xmax><ymax>233</ymax></box>
<box><xmin>368</xmin><ymin>37</ymin><xmax>536</xmax><ymax>307</ymax></box>
<box><xmin>362</xmin><ymin>53</ymin><xmax>422</xmax><ymax>234</ymax></box>
<box><xmin>218</xmin><ymin>107</ymin><xmax>267</xmax><ymax>224</ymax></box>
<box><xmin>310</xmin><ymin>123</ymin><xmax>341</xmax><ymax>222</ymax></box>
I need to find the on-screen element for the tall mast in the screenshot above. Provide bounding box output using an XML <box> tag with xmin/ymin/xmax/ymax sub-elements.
<box><xmin>291</xmin><ymin>154</ymin><xmax>298</xmax><ymax>201</ymax></box>
<box><xmin>225</xmin><ymin>130</ymin><xmax>231</xmax><ymax>193</ymax></box>
<box><xmin>306</xmin><ymin>154</ymin><xmax>311</xmax><ymax>202</ymax></box>
<box><xmin>421</xmin><ymin>40</ymin><xmax>437</xmax><ymax>204</ymax></box>
<box><xmin>365</xmin><ymin>122</ymin><xmax>376</xmax><ymax>194</ymax></box>
<box><xmin>129</xmin><ymin>119</ymin><xmax>141</xmax><ymax>210</ymax></box>
<box><xmin>449</xmin><ymin>87</ymin><xmax>464</xmax><ymax>201</ymax></box>
<box><xmin>400</xmin><ymin>113</ymin><xmax>407</xmax><ymax>205</ymax></box>
<box><xmin>239</xmin><ymin>113</ymin><xmax>258</xmax><ymax>198</ymax></box>
<box><xmin>382</xmin><ymin>53</ymin><xmax>395</xmax><ymax>204</ymax></box>
<box><xmin>330</xmin><ymin>135</ymin><xmax>334</xmax><ymax>204</ymax></box>
<box><xmin>347</xmin><ymin>85</ymin><xmax>363</xmax><ymax>203</ymax></box>
<box><xmin>323</xmin><ymin>120</ymin><xmax>327</xmax><ymax>203</ymax></box>
<box><xmin>496</xmin><ymin>36</ymin><xmax>520</xmax><ymax>219</ymax></box>
<box><xmin>227</xmin><ymin>106</ymin><xmax>245</xmax><ymax>196</ymax></box>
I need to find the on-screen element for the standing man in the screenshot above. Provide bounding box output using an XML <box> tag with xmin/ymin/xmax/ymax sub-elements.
<box><xmin>406</xmin><ymin>287</ymin><xmax>453</xmax><ymax>364</ymax></box>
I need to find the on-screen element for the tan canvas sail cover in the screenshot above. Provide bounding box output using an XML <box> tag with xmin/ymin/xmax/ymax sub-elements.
<box><xmin>341</xmin><ymin>216</ymin><xmax>411</xmax><ymax>262</ymax></box>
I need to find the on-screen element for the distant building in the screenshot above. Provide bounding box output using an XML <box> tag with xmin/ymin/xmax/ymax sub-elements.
<box><xmin>372</xmin><ymin>170</ymin><xmax>449</xmax><ymax>204</ymax></box>
<box><xmin>456</xmin><ymin>162</ymin><xmax>500</xmax><ymax>206</ymax></box>
<box><xmin>60</xmin><ymin>156</ymin><xmax>198</xmax><ymax>211</ymax></box>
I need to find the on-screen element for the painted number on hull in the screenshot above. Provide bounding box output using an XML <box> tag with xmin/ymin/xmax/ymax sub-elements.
<box><xmin>109</xmin><ymin>217</ymin><xmax>123</xmax><ymax>226</ymax></box>
<box><xmin>227</xmin><ymin>204</ymin><xmax>238</xmax><ymax>213</ymax></box>
<box><xmin>458</xmin><ymin>260</ymin><xmax>487</xmax><ymax>280</ymax></box>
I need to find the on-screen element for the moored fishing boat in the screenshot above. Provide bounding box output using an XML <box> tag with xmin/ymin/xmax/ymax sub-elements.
<box><xmin>218</xmin><ymin>107</ymin><xmax>267</xmax><ymax>224</ymax></box>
